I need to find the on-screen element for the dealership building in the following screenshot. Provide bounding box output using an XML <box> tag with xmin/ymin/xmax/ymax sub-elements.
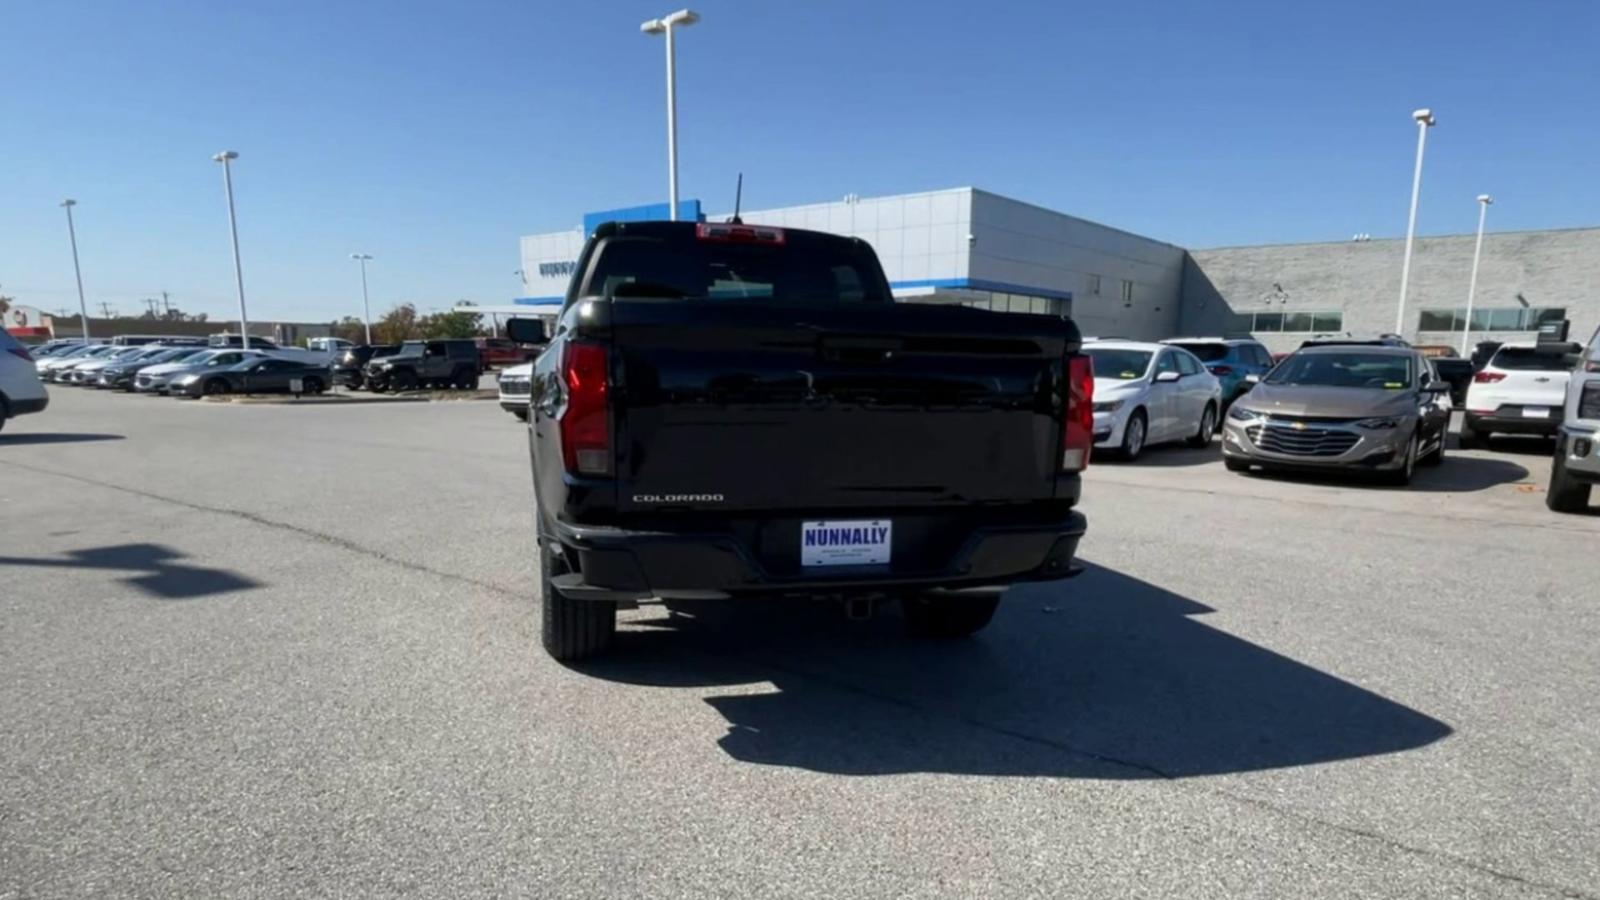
<box><xmin>515</xmin><ymin>187</ymin><xmax>1600</xmax><ymax>353</ymax></box>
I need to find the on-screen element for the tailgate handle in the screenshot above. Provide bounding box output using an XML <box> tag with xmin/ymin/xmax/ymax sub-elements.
<box><xmin>819</xmin><ymin>336</ymin><xmax>903</xmax><ymax>363</ymax></box>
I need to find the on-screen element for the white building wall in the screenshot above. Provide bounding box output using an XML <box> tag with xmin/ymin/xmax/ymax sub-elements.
<box><xmin>725</xmin><ymin>188</ymin><xmax>973</xmax><ymax>290</ymax></box>
<box><xmin>515</xmin><ymin>187</ymin><xmax>1185</xmax><ymax>340</ymax></box>
<box><xmin>968</xmin><ymin>190</ymin><xmax>1185</xmax><ymax>340</ymax></box>
<box><xmin>518</xmin><ymin>229</ymin><xmax>585</xmax><ymax>300</ymax></box>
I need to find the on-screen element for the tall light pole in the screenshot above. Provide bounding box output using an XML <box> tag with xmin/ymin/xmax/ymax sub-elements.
<box><xmin>351</xmin><ymin>254</ymin><xmax>374</xmax><ymax>344</ymax></box>
<box><xmin>212</xmin><ymin>150</ymin><xmax>250</xmax><ymax>350</ymax></box>
<box><xmin>1460</xmin><ymin>194</ymin><xmax>1494</xmax><ymax>355</ymax></box>
<box><xmin>59</xmin><ymin>200</ymin><xmax>91</xmax><ymax>340</ymax></box>
<box><xmin>641</xmin><ymin>9</ymin><xmax>700</xmax><ymax>221</ymax></box>
<box><xmin>1395</xmin><ymin>108</ymin><xmax>1437</xmax><ymax>336</ymax></box>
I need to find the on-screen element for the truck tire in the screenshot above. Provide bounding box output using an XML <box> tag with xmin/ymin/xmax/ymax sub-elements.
<box><xmin>1547</xmin><ymin>441</ymin><xmax>1593</xmax><ymax>513</ymax></box>
<box><xmin>540</xmin><ymin>543</ymin><xmax>616</xmax><ymax>661</ymax></box>
<box><xmin>392</xmin><ymin>369</ymin><xmax>419</xmax><ymax>392</ymax></box>
<box><xmin>453</xmin><ymin>366</ymin><xmax>477</xmax><ymax>390</ymax></box>
<box><xmin>900</xmin><ymin>593</ymin><xmax>1000</xmax><ymax>639</ymax></box>
<box><xmin>1457</xmin><ymin>426</ymin><xmax>1484</xmax><ymax>450</ymax></box>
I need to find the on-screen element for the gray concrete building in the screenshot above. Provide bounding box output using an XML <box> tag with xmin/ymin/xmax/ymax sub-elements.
<box><xmin>1183</xmin><ymin>227</ymin><xmax>1600</xmax><ymax>353</ymax></box>
<box><xmin>513</xmin><ymin>188</ymin><xmax>1597</xmax><ymax>352</ymax></box>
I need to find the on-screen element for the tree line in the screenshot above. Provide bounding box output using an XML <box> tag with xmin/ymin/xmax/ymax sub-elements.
<box><xmin>328</xmin><ymin>303</ymin><xmax>488</xmax><ymax>344</ymax></box>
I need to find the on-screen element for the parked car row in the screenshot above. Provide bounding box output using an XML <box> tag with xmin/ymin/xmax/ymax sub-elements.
<box><xmin>31</xmin><ymin>340</ymin><xmax>335</xmax><ymax>398</ymax></box>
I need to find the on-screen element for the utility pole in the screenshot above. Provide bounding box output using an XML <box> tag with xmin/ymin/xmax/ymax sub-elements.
<box><xmin>98</xmin><ymin>302</ymin><xmax>115</xmax><ymax>318</ymax></box>
<box><xmin>161</xmin><ymin>291</ymin><xmax>172</xmax><ymax>317</ymax></box>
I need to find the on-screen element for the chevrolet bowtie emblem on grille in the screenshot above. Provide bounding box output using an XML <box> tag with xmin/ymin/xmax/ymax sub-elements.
<box><xmin>1291</xmin><ymin>422</ymin><xmax>1307</xmax><ymax>430</ymax></box>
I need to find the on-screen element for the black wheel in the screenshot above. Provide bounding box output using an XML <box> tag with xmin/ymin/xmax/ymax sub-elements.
<box><xmin>1382</xmin><ymin>432</ymin><xmax>1419</xmax><ymax>486</ymax></box>
<box><xmin>1187</xmin><ymin>403</ymin><xmax>1217</xmax><ymax>448</ymax></box>
<box><xmin>1119</xmin><ymin>410</ymin><xmax>1148</xmax><ymax>461</ymax></box>
<box><xmin>367</xmin><ymin>379</ymin><xmax>387</xmax><ymax>394</ymax></box>
<box><xmin>901</xmin><ymin>593</ymin><xmax>1000</xmax><ymax>639</ymax></box>
<box><xmin>453</xmin><ymin>366</ymin><xmax>477</xmax><ymax>390</ymax></box>
<box><xmin>302</xmin><ymin>376</ymin><xmax>325</xmax><ymax>395</ymax></box>
<box><xmin>202</xmin><ymin>378</ymin><xmax>230</xmax><ymax>396</ymax></box>
<box><xmin>391</xmin><ymin>369</ymin><xmax>419</xmax><ymax>392</ymax></box>
<box><xmin>0</xmin><ymin>397</ymin><xmax>9</xmax><ymax>433</ymax></box>
<box><xmin>1419</xmin><ymin>426</ymin><xmax>1445</xmax><ymax>467</ymax></box>
<box><xmin>1547</xmin><ymin>440</ymin><xmax>1593</xmax><ymax>513</ymax></box>
<box><xmin>1457</xmin><ymin>426</ymin><xmax>1485</xmax><ymax>450</ymax></box>
<box><xmin>1224</xmin><ymin>457</ymin><xmax>1251</xmax><ymax>473</ymax></box>
<box><xmin>540</xmin><ymin>540</ymin><xmax>616</xmax><ymax>661</ymax></box>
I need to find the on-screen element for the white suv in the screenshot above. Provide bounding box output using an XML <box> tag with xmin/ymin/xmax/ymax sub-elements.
<box><xmin>1461</xmin><ymin>341</ymin><xmax>1579</xmax><ymax>448</ymax></box>
<box><xmin>0</xmin><ymin>331</ymin><xmax>49</xmax><ymax>433</ymax></box>
<box><xmin>1547</xmin><ymin>330</ymin><xmax>1600</xmax><ymax>513</ymax></box>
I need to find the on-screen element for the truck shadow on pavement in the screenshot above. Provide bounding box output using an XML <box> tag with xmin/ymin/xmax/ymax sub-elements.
<box><xmin>0</xmin><ymin>543</ymin><xmax>261</xmax><ymax>600</ymax></box>
<box><xmin>1094</xmin><ymin>443</ymin><xmax>1223</xmax><ymax>468</ymax></box>
<box><xmin>576</xmin><ymin>562</ymin><xmax>1452</xmax><ymax>779</ymax></box>
<box><xmin>0</xmin><ymin>432</ymin><xmax>125</xmax><ymax>445</ymax></box>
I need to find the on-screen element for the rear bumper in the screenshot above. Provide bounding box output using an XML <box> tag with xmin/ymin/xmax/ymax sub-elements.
<box><xmin>1465</xmin><ymin>410</ymin><xmax>1561</xmax><ymax>436</ymax></box>
<box><xmin>547</xmin><ymin>509</ymin><xmax>1088</xmax><ymax>601</ymax></box>
<box><xmin>6</xmin><ymin>395</ymin><xmax>49</xmax><ymax>416</ymax></box>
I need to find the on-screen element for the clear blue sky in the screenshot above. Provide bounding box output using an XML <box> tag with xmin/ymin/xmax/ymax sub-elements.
<box><xmin>3</xmin><ymin>0</ymin><xmax>1596</xmax><ymax>323</ymax></box>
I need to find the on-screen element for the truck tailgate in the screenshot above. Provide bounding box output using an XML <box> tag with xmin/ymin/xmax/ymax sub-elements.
<box><xmin>610</xmin><ymin>299</ymin><xmax>1075</xmax><ymax>513</ymax></box>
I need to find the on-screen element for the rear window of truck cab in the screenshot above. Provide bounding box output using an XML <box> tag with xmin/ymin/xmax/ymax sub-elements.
<box><xmin>579</xmin><ymin>228</ymin><xmax>891</xmax><ymax>306</ymax></box>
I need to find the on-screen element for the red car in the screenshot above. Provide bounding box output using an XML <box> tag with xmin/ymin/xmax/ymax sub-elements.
<box><xmin>477</xmin><ymin>337</ymin><xmax>538</xmax><ymax>370</ymax></box>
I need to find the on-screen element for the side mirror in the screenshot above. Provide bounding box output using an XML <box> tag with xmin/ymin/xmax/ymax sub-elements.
<box><xmin>1154</xmin><ymin>371</ymin><xmax>1181</xmax><ymax>383</ymax></box>
<box><xmin>1424</xmin><ymin>379</ymin><xmax>1450</xmax><ymax>393</ymax></box>
<box><xmin>506</xmin><ymin>318</ymin><xmax>548</xmax><ymax>345</ymax></box>
<box><xmin>1243</xmin><ymin>373</ymin><xmax>1262</xmax><ymax>386</ymax></box>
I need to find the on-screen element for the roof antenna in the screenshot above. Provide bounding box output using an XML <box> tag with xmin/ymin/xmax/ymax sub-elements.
<box><xmin>729</xmin><ymin>173</ymin><xmax>743</xmax><ymax>224</ymax></box>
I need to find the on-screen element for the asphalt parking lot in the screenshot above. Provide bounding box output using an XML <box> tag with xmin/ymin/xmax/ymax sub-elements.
<box><xmin>4</xmin><ymin>389</ymin><xmax>1598</xmax><ymax>899</ymax></box>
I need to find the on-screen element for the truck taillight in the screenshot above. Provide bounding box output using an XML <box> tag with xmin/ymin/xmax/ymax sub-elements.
<box><xmin>1063</xmin><ymin>354</ymin><xmax>1095</xmax><ymax>471</ymax></box>
<box><xmin>561</xmin><ymin>341</ymin><xmax>612</xmax><ymax>477</ymax></box>
<box><xmin>1473</xmin><ymin>371</ymin><xmax>1506</xmax><ymax>383</ymax></box>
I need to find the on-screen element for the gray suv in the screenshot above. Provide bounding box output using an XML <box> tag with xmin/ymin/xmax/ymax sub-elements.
<box><xmin>365</xmin><ymin>339</ymin><xmax>481</xmax><ymax>392</ymax></box>
<box><xmin>1222</xmin><ymin>345</ymin><xmax>1452</xmax><ymax>486</ymax></box>
<box><xmin>1547</xmin><ymin>329</ymin><xmax>1600</xmax><ymax>513</ymax></box>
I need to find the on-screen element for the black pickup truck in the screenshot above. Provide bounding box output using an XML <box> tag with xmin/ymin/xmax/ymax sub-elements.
<box><xmin>508</xmin><ymin>220</ymin><xmax>1092</xmax><ymax>660</ymax></box>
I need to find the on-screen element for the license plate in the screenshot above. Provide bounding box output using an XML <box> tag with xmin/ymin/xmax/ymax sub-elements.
<box><xmin>801</xmin><ymin>520</ymin><xmax>891</xmax><ymax>567</ymax></box>
<box><xmin>1522</xmin><ymin>407</ymin><xmax>1551</xmax><ymax>419</ymax></box>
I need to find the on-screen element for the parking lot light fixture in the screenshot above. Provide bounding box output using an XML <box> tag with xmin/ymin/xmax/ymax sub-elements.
<box><xmin>1395</xmin><ymin>108</ymin><xmax>1436</xmax><ymax>336</ymax></box>
<box><xmin>212</xmin><ymin>150</ymin><xmax>250</xmax><ymax>350</ymax></box>
<box><xmin>351</xmin><ymin>254</ymin><xmax>374</xmax><ymax>344</ymax></box>
<box><xmin>59</xmin><ymin>199</ymin><xmax>91</xmax><ymax>340</ymax></box>
<box><xmin>641</xmin><ymin>9</ymin><xmax>700</xmax><ymax>221</ymax></box>
<box><xmin>1461</xmin><ymin>194</ymin><xmax>1493</xmax><ymax>355</ymax></box>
